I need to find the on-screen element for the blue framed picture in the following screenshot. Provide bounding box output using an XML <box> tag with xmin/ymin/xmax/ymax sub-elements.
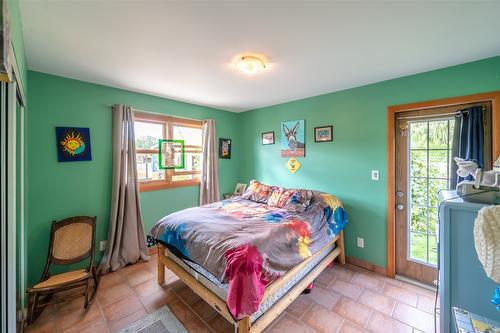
<box><xmin>281</xmin><ymin>119</ymin><xmax>305</xmax><ymax>157</ymax></box>
<box><xmin>314</xmin><ymin>125</ymin><xmax>333</xmax><ymax>142</ymax></box>
<box><xmin>55</xmin><ymin>127</ymin><xmax>92</xmax><ymax>162</ymax></box>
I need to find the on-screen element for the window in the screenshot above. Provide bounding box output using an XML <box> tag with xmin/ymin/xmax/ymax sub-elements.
<box><xmin>408</xmin><ymin>118</ymin><xmax>455</xmax><ymax>265</ymax></box>
<box><xmin>134</xmin><ymin>112</ymin><xmax>202</xmax><ymax>191</ymax></box>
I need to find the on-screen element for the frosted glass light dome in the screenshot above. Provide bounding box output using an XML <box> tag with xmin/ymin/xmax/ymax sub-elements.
<box><xmin>235</xmin><ymin>56</ymin><xmax>266</xmax><ymax>74</ymax></box>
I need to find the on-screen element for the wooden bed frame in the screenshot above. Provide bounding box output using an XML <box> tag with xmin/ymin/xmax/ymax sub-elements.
<box><xmin>157</xmin><ymin>230</ymin><xmax>346</xmax><ymax>333</ymax></box>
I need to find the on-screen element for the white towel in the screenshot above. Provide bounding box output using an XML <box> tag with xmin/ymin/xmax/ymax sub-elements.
<box><xmin>474</xmin><ymin>204</ymin><xmax>500</xmax><ymax>283</ymax></box>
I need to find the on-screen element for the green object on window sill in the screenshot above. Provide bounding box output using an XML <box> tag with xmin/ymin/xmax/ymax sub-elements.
<box><xmin>158</xmin><ymin>139</ymin><xmax>185</xmax><ymax>169</ymax></box>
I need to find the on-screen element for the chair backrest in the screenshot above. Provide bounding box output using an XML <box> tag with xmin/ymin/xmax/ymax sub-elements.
<box><xmin>48</xmin><ymin>216</ymin><xmax>96</xmax><ymax>266</ymax></box>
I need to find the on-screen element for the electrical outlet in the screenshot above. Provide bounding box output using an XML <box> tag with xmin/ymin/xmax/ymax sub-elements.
<box><xmin>371</xmin><ymin>170</ymin><xmax>379</xmax><ymax>181</ymax></box>
<box><xmin>357</xmin><ymin>237</ymin><xmax>365</xmax><ymax>248</ymax></box>
<box><xmin>100</xmin><ymin>240</ymin><xmax>108</xmax><ymax>252</ymax></box>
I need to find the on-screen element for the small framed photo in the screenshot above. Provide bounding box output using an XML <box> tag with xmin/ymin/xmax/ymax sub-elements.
<box><xmin>219</xmin><ymin>138</ymin><xmax>231</xmax><ymax>159</ymax></box>
<box><xmin>262</xmin><ymin>131</ymin><xmax>275</xmax><ymax>145</ymax></box>
<box><xmin>234</xmin><ymin>183</ymin><xmax>247</xmax><ymax>196</ymax></box>
<box><xmin>314</xmin><ymin>126</ymin><xmax>333</xmax><ymax>142</ymax></box>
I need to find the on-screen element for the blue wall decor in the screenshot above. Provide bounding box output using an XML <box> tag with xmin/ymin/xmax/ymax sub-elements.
<box><xmin>55</xmin><ymin>127</ymin><xmax>92</xmax><ymax>162</ymax></box>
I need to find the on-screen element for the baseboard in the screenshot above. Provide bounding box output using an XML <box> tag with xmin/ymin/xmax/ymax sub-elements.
<box><xmin>346</xmin><ymin>256</ymin><xmax>386</xmax><ymax>276</ymax></box>
<box><xmin>395</xmin><ymin>274</ymin><xmax>436</xmax><ymax>291</ymax></box>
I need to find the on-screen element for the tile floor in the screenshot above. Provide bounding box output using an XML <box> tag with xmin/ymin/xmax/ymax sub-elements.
<box><xmin>25</xmin><ymin>257</ymin><xmax>439</xmax><ymax>333</ymax></box>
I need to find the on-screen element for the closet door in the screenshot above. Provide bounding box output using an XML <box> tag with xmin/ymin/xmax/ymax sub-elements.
<box><xmin>0</xmin><ymin>81</ymin><xmax>17</xmax><ymax>333</ymax></box>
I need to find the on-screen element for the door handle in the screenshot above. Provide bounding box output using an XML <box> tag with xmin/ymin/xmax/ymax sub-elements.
<box><xmin>396</xmin><ymin>204</ymin><xmax>404</xmax><ymax>210</ymax></box>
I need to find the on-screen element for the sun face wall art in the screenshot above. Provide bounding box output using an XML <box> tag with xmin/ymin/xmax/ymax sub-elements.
<box><xmin>55</xmin><ymin>127</ymin><xmax>92</xmax><ymax>162</ymax></box>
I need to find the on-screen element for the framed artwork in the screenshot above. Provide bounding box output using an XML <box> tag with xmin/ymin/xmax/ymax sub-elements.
<box><xmin>159</xmin><ymin>139</ymin><xmax>185</xmax><ymax>169</ymax></box>
<box><xmin>56</xmin><ymin>127</ymin><xmax>92</xmax><ymax>162</ymax></box>
<box><xmin>281</xmin><ymin>119</ymin><xmax>305</xmax><ymax>157</ymax></box>
<box><xmin>219</xmin><ymin>138</ymin><xmax>231</xmax><ymax>159</ymax></box>
<box><xmin>262</xmin><ymin>131</ymin><xmax>275</xmax><ymax>145</ymax></box>
<box><xmin>314</xmin><ymin>125</ymin><xmax>333</xmax><ymax>142</ymax></box>
<box><xmin>233</xmin><ymin>183</ymin><xmax>247</xmax><ymax>196</ymax></box>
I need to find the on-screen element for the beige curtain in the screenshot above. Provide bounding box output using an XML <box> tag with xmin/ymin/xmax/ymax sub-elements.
<box><xmin>200</xmin><ymin>119</ymin><xmax>220</xmax><ymax>205</ymax></box>
<box><xmin>99</xmin><ymin>104</ymin><xmax>150</xmax><ymax>273</ymax></box>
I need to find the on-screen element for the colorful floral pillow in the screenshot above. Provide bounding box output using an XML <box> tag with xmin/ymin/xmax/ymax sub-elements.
<box><xmin>268</xmin><ymin>188</ymin><xmax>313</xmax><ymax>213</ymax></box>
<box><xmin>241</xmin><ymin>180</ymin><xmax>275</xmax><ymax>203</ymax></box>
<box><xmin>267</xmin><ymin>187</ymin><xmax>284</xmax><ymax>207</ymax></box>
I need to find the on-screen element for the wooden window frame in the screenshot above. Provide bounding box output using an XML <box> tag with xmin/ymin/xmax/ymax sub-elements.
<box><xmin>134</xmin><ymin>111</ymin><xmax>202</xmax><ymax>192</ymax></box>
<box><xmin>386</xmin><ymin>91</ymin><xmax>500</xmax><ymax>278</ymax></box>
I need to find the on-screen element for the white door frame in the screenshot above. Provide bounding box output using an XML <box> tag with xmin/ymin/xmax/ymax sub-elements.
<box><xmin>1</xmin><ymin>81</ymin><xmax>17</xmax><ymax>333</ymax></box>
<box><xmin>20</xmin><ymin>103</ymin><xmax>25</xmax><ymax>322</ymax></box>
<box><xmin>7</xmin><ymin>82</ymin><xmax>17</xmax><ymax>333</ymax></box>
<box><xmin>1</xmin><ymin>82</ymin><xmax>7</xmax><ymax>333</ymax></box>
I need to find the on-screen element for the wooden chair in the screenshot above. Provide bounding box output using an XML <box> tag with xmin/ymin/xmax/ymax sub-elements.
<box><xmin>26</xmin><ymin>216</ymin><xmax>99</xmax><ymax>324</ymax></box>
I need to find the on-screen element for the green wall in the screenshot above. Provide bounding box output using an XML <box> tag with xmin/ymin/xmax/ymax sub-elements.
<box><xmin>27</xmin><ymin>56</ymin><xmax>500</xmax><ymax>286</ymax></box>
<box><xmin>6</xmin><ymin>0</ymin><xmax>28</xmax><ymax>91</ymax></box>
<box><xmin>239</xmin><ymin>55</ymin><xmax>500</xmax><ymax>267</ymax></box>
<box><xmin>27</xmin><ymin>71</ymin><xmax>241</xmax><ymax>286</ymax></box>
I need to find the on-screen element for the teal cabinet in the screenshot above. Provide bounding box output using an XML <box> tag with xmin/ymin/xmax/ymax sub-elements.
<box><xmin>439</xmin><ymin>191</ymin><xmax>498</xmax><ymax>333</ymax></box>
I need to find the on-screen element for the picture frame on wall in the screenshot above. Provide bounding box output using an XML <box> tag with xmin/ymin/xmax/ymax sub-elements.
<box><xmin>233</xmin><ymin>183</ymin><xmax>247</xmax><ymax>196</ymax></box>
<box><xmin>219</xmin><ymin>138</ymin><xmax>231</xmax><ymax>159</ymax></box>
<box><xmin>262</xmin><ymin>131</ymin><xmax>275</xmax><ymax>145</ymax></box>
<box><xmin>55</xmin><ymin>127</ymin><xmax>92</xmax><ymax>162</ymax></box>
<box><xmin>281</xmin><ymin>119</ymin><xmax>305</xmax><ymax>157</ymax></box>
<box><xmin>314</xmin><ymin>125</ymin><xmax>333</xmax><ymax>142</ymax></box>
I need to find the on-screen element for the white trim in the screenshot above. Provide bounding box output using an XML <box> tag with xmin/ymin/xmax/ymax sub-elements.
<box><xmin>1</xmin><ymin>82</ymin><xmax>7</xmax><ymax>333</ymax></box>
<box><xmin>9</xmin><ymin>42</ymin><xmax>26</xmax><ymax>107</ymax></box>
<box><xmin>19</xmin><ymin>104</ymin><xmax>25</xmax><ymax>322</ymax></box>
<box><xmin>6</xmin><ymin>82</ymin><xmax>17</xmax><ymax>333</ymax></box>
<box><xmin>395</xmin><ymin>274</ymin><xmax>437</xmax><ymax>291</ymax></box>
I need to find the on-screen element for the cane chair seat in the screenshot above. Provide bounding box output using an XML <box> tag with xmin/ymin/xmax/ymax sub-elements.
<box><xmin>32</xmin><ymin>269</ymin><xmax>89</xmax><ymax>289</ymax></box>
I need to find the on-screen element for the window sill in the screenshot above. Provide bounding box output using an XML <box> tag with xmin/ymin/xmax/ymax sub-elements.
<box><xmin>139</xmin><ymin>179</ymin><xmax>200</xmax><ymax>192</ymax></box>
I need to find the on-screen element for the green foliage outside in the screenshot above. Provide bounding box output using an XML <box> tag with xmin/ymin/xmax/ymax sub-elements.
<box><xmin>136</xmin><ymin>135</ymin><xmax>158</xmax><ymax>149</ymax></box>
<box><xmin>408</xmin><ymin>120</ymin><xmax>454</xmax><ymax>264</ymax></box>
<box><xmin>411</xmin><ymin>233</ymin><xmax>438</xmax><ymax>265</ymax></box>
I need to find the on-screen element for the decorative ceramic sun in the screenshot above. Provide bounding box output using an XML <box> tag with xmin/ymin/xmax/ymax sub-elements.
<box><xmin>60</xmin><ymin>131</ymin><xmax>85</xmax><ymax>156</ymax></box>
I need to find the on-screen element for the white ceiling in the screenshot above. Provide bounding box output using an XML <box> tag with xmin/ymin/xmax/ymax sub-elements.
<box><xmin>20</xmin><ymin>1</ymin><xmax>500</xmax><ymax>112</ymax></box>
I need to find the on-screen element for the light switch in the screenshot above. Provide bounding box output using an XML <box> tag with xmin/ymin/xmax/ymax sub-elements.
<box><xmin>371</xmin><ymin>170</ymin><xmax>379</xmax><ymax>181</ymax></box>
<box><xmin>357</xmin><ymin>237</ymin><xmax>365</xmax><ymax>248</ymax></box>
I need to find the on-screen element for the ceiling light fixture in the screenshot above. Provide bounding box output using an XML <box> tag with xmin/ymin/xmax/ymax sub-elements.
<box><xmin>235</xmin><ymin>55</ymin><xmax>266</xmax><ymax>74</ymax></box>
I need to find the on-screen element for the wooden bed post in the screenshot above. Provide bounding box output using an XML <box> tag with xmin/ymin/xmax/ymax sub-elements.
<box><xmin>237</xmin><ymin>316</ymin><xmax>251</xmax><ymax>333</ymax></box>
<box><xmin>338</xmin><ymin>230</ymin><xmax>346</xmax><ymax>265</ymax></box>
<box><xmin>157</xmin><ymin>244</ymin><xmax>166</xmax><ymax>285</ymax></box>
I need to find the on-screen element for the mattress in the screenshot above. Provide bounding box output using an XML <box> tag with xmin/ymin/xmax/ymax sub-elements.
<box><xmin>151</xmin><ymin>192</ymin><xmax>348</xmax><ymax>319</ymax></box>
<box><xmin>166</xmin><ymin>241</ymin><xmax>336</xmax><ymax>322</ymax></box>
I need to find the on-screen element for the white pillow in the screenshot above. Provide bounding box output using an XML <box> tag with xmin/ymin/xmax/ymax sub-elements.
<box><xmin>474</xmin><ymin>205</ymin><xmax>500</xmax><ymax>283</ymax></box>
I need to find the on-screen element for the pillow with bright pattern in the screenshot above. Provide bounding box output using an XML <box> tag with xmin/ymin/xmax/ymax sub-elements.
<box><xmin>268</xmin><ymin>188</ymin><xmax>313</xmax><ymax>213</ymax></box>
<box><xmin>241</xmin><ymin>180</ymin><xmax>275</xmax><ymax>203</ymax></box>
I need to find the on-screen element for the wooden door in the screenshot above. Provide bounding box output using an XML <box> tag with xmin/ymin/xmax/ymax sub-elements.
<box><xmin>394</xmin><ymin>102</ymin><xmax>491</xmax><ymax>285</ymax></box>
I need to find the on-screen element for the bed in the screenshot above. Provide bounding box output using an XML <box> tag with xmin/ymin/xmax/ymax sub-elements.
<box><xmin>152</xmin><ymin>186</ymin><xmax>347</xmax><ymax>333</ymax></box>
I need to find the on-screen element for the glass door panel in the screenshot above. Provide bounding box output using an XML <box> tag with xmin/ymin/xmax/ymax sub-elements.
<box><xmin>408</xmin><ymin>119</ymin><xmax>454</xmax><ymax>266</ymax></box>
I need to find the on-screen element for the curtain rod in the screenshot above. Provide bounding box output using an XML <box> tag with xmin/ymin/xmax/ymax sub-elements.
<box><xmin>397</xmin><ymin>106</ymin><xmax>486</xmax><ymax>120</ymax></box>
<box><xmin>103</xmin><ymin>104</ymin><xmax>203</xmax><ymax>122</ymax></box>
